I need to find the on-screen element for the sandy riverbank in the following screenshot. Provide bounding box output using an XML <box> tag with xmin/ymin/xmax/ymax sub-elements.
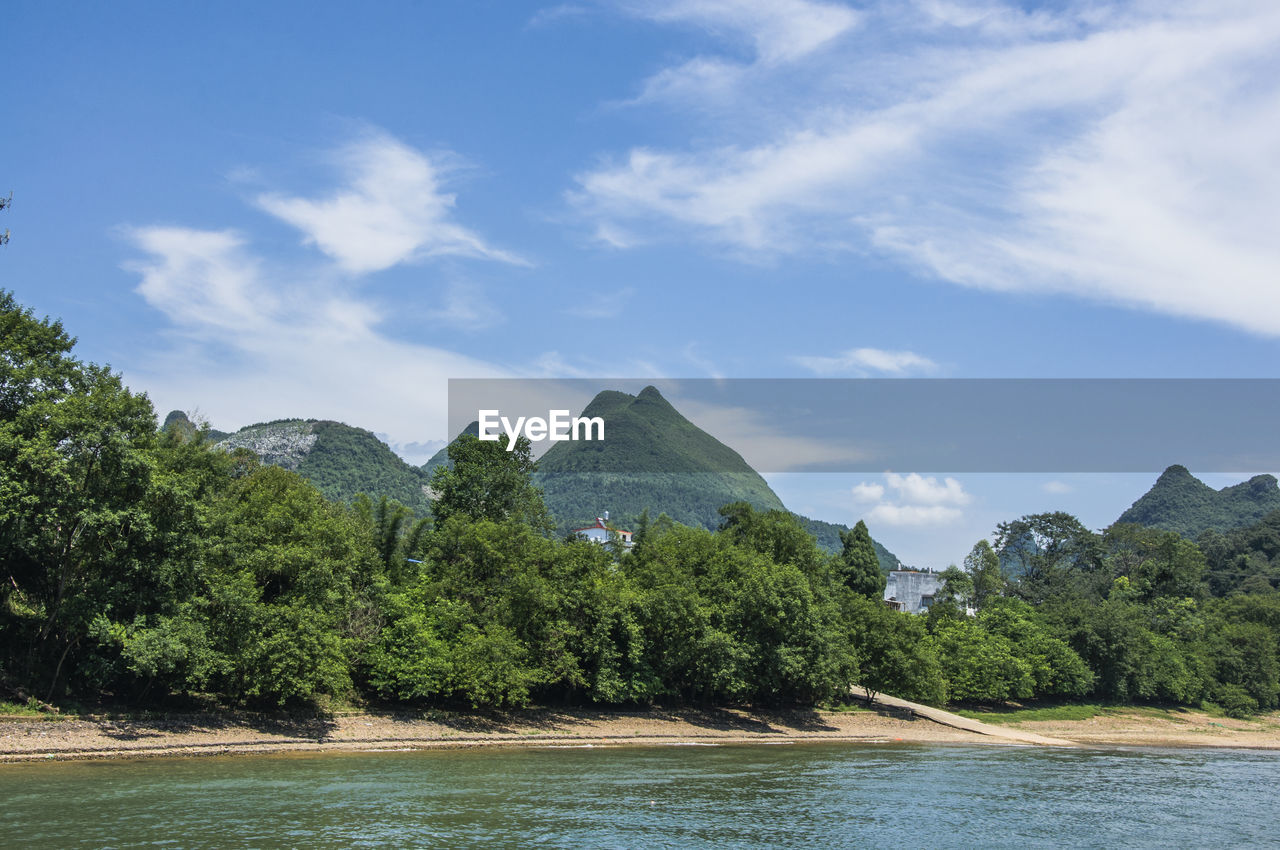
<box><xmin>0</xmin><ymin>705</ymin><xmax>1007</xmax><ymax>762</ymax></box>
<box><xmin>3</xmin><ymin>704</ymin><xmax>1279</xmax><ymax>762</ymax></box>
<box><xmin>999</xmin><ymin>708</ymin><xmax>1280</xmax><ymax>749</ymax></box>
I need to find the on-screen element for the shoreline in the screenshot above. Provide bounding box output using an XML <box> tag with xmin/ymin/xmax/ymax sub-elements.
<box><xmin>4</xmin><ymin>704</ymin><xmax>1280</xmax><ymax>763</ymax></box>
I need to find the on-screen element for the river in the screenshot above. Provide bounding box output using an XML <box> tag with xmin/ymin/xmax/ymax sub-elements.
<box><xmin>2</xmin><ymin>743</ymin><xmax>1275</xmax><ymax>847</ymax></box>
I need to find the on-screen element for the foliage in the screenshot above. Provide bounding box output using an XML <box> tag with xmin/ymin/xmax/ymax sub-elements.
<box><xmin>429</xmin><ymin>433</ymin><xmax>551</xmax><ymax>530</ymax></box>
<box><xmin>215</xmin><ymin>418</ymin><xmax>434</xmax><ymax>515</ymax></box>
<box><xmin>1118</xmin><ymin>464</ymin><xmax>1280</xmax><ymax>540</ymax></box>
<box><xmin>838</xmin><ymin>520</ymin><xmax>886</xmax><ymax>599</ymax></box>
<box><xmin>10</xmin><ymin>291</ymin><xmax>1280</xmax><ymax>719</ymax></box>
<box><xmin>847</xmin><ymin>595</ymin><xmax>943</xmax><ymax>705</ymax></box>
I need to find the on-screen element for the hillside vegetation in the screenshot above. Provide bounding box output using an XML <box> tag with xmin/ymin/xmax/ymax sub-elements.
<box><xmin>211</xmin><ymin>418</ymin><xmax>432</xmax><ymax>515</ymax></box>
<box><xmin>1117</xmin><ymin>464</ymin><xmax>1280</xmax><ymax>538</ymax></box>
<box><xmin>5</xmin><ymin>290</ymin><xmax>1280</xmax><ymax>720</ymax></box>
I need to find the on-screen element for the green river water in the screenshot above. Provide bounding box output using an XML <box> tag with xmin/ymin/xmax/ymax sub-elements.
<box><xmin>1</xmin><ymin>743</ymin><xmax>1276</xmax><ymax>847</ymax></box>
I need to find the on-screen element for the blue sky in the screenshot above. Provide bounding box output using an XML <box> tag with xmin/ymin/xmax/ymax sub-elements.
<box><xmin>6</xmin><ymin>0</ymin><xmax>1280</xmax><ymax>565</ymax></box>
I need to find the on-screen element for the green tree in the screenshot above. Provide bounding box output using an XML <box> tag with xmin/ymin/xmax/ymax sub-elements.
<box><xmin>1103</xmin><ymin>524</ymin><xmax>1208</xmax><ymax>602</ymax></box>
<box><xmin>846</xmin><ymin>595</ymin><xmax>945</xmax><ymax>705</ymax></box>
<box><xmin>838</xmin><ymin>520</ymin><xmax>886</xmax><ymax>599</ymax></box>
<box><xmin>429</xmin><ymin>433</ymin><xmax>550</xmax><ymax>530</ymax></box>
<box><xmin>995</xmin><ymin>512</ymin><xmax>1103</xmax><ymax>603</ymax></box>
<box><xmin>932</xmin><ymin>618</ymin><xmax>1033</xmax><ymax>702</ymax></box>
<box><xmin>964</xmin><ymin>539</ymin><xmax>1006</xmax><ymax>612</ymax></box>
<box><xmin>0</xmin><ymin>290</ymin><xmax>169</xmax><ymax>699</ymax></box>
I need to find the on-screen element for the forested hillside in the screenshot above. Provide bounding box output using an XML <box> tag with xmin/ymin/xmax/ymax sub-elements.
<box><xmin>427</xmin><ymin>388</ymin><xmax>901</xmax><ymax>570</ymax></box>
<box><xmin>211</xmin><ymin>418</ymin><xmax>433</xmax><ymax>515</ymax></box>
<box><xmin>1118</xmin><ymin>465</ymin><xmax>1280</xmax><ymax>538</ymax></box>
<box><xmin>533</xmin><ymin>386</ymin><xmax>785</xmax><ymax>529</ymax></box>
<box><xmin>5</xmin><ymin>290</ymin><xmax>1278</xmax><ymax>720</ymax></box>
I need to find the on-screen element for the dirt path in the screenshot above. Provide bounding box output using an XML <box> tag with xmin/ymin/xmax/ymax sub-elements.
<box><xmin>853</xmin><ymin>690</ymin><xmax>1078</xmax><ymax>747</ymax></box>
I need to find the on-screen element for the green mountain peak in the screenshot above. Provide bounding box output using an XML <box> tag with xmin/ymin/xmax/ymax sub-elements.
<box><xmin>1116</xmin><ymin>464</ymin><xmax>1280</xmax><ymax>539</ymax></box>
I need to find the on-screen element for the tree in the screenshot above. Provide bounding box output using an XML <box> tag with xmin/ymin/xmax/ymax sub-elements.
<box><xmin>353</xmin><ymin>494</ymin><xmax>428</xmax><ymax>585</ymax></box>
<box><xmin>429</xmin><ymin>433</ymin><xmax>550</xmax><ymax>530</ymax></box>
<box><xmin>846</xmin><ymin>596</ymin><xmax>945</xmax><ymax>705</ymax></box>
<box><xmin>838</xmin><ymin>520</ymin><xmax>886</xmax><ymax>599</ymax></box>
<box><xmin>0</xmin><ymin>290</ymin><xmax>166</xmax><ymax>699</ymax></box>
<box><xmin>1103</xmin><ymin>524</ymin><xmax>1208</xmax><ymax>602</ymax></box>
<box><xmin>994</xmin><ymin>512</ymin><xmax>1102</xmax><ymax>602</ymax></box>
<box><xmin>964</xmin><ymin>540</ymin><xmax>1006</xmax><ymax>612</ymax></box>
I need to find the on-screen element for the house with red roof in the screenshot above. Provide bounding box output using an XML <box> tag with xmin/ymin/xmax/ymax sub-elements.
<box><xmin>572</xmin><ymin>515</ymin><xmax>633</xmax><ymax>547</ymax></box>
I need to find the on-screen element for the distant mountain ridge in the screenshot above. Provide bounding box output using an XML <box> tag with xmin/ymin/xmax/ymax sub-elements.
<box><xmin>1116</xmin><ymin>464</ymin><xmax>1280</xmax><ymax>539</ymax></box>
<box><xmin>533</xmin><ymin>385</ymin><xmax>787</xmax><ymax>532</ymax></box>
<box><xmin>169</xmin><ymin>389</ymin><xmax>902</xmax><ymax>572</ymax></box>
<box><xmin>164</xmin><ymin>412</ymin><xmax>434</xmax><ymax>515</ymax></box>
<box><xmin>425</xmin><ymin>387</ymin><xmax>900</xmax><ymax>571</ymax></box>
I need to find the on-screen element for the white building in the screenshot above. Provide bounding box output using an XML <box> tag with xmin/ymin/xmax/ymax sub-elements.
<box><xmin>572</xmin><ymin>516</ymin><xmax>634</xmax><ymax>547</ymax></box>
<box><xmin>883</xmin><ymin>569</ymin><xmax>944</xmax><ymax>614</ymax></box>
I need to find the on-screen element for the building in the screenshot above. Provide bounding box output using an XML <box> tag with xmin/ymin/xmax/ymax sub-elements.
<box><xmin>572</xmin><ymin>515</ymin><xmax>634</xmax><ymax>547</ymax></box>
<box><xmin>883</xmin><ymin>569</ymin><xmax>944</xmax><ymax>614</ymax></box>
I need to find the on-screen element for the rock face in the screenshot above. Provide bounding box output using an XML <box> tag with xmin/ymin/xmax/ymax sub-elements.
<box><xmin>216</xmin><ymin>421</ymin><xmax>318</xmax><ymax>470</ymax></box>
<box><xmin>213</xmin><ymin>419</ymin><xmax>433</xmax><ymax>514</ymax></box>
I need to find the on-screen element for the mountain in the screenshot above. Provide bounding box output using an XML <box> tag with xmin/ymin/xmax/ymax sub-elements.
<box><xmin>1116</xmin><ymin>464</ymin><xmax>1280</xmax><ymax>539</ymax></box>
<box><xmin>532</xmin><ymin>385</ymin><xmax>786</xmax><ymax>529</ymax></box>
<box><xmin>161</xmin><ymin>410</ymin><xmax>230</xmax><ymax>443</ymax></box>
<box><xmin>445</xmin><ymin>385</ymin><xmax>901</xmax><ymax>571</ymax></box>
<box><xmin>215</xmin><ymin>418</ymin><xmax>432</xmax><ymax>514</ymax></box>
<box><xmin>205</xmin><ymin>386</ymin><xmax>901</xmax><ymax>571</ymax></box>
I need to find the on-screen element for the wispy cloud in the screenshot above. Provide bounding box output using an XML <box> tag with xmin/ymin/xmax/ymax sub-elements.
<box><xmin>256</xmin><ymin>131</ymin><xmax>525</xmax><ymax>274</ymax></box>
<box><xmin>428</xmin><ymin>282</ymin><xmax>505</xmax><ymax>331</ymax></box>
<box><xmin>793</xmin><ymin>347</ymin><xmax>937</xmax><ymax>376</ymax></box>
<box><xmin>127</xmin><ymin>224</ymin><xmax>505</xmax><ymax>446</ymax></box>
<box><xmin>622</xmin><ymin>0</ymin><xmax>860</xmax><ymax>65</ymax></box>
<box><xmin>575</xmin><ymin>1</ymin><xmax>1280</xmax><ymax>335</ymax></box>
<box><xmin>566</xmin><ymin>286</ymin><xmax>635</xmax><ymax>319</ymax></box>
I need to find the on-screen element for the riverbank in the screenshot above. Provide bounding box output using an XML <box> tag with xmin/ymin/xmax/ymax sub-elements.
<box><xmin>980</xmin><ymin>706</ymin><xmax>1280</xmax><ymax>749</ymax></box>
<box><xmin>0</xmin><ymin>704</ymin><xmax>1013</xmax><ymax>762</ymax></box>
<box><xmin>3</xmin><ymin>704</ymin><xmax>1279</xmax><ymax>762</ymax></box>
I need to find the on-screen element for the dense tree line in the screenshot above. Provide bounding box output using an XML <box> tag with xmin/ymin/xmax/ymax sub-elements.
<box><xmin>2</xmin><ymin>289</ymin><xmax>1279</xmax><ymax>717</ymax></box>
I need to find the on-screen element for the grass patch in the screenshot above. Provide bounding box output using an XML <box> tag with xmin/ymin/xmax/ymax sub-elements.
<box><xmin>954</xmin><ymin>703</ymin><xmax>1111</xmax><ymax>724</ymax></box>
<box><xmin>0</xmin><ymin>699</ymin><xmax>71</xmax><ymax>720</ymax></box>
<box><xmin>954</xmin><ymin>702</ymin><xmax>1234</xmax><ymax>725</ymax></box>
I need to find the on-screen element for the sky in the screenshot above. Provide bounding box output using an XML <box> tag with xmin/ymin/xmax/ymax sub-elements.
<box><xmin>5</xmin><ymin>0</ymin><xmax>1280</xmax><ymax>566</ymax></box>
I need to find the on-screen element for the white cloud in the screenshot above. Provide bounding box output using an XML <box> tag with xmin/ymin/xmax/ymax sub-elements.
<box><xmin>256</xmin><ymin>131</ymin><xmax>524</xmax><ymax>274</ymax></box>
<box><xmin>866</xmin><ymin>503</ymin><xmax>963</xmax><ymax>526</ymax></box>
<box><xmin>851</xmin><ymin>481</ymin><xmax>885</xmax><ymax>502</ymax></box>
<box><xmin>126</xmin><ymin>225</ymin><xmax>505</xmax><ymax>450</ymax></box>
<box><xmin>623</xmin><ymin>0</ymin><xmax>860</xmax><ymax>65</ymax></box>
<box><xmin>576</xmin><ymin>0</ymin><xmax>1280</xmax><ymax>335</ymax></box>
<box><xmin>885</xmin><ymin>471</ymin><xmax>971</xmax><ymax>506</ymax></box>
<box><xmin>852</xmin><ymin>470</ymin><xmax>971</xmax><ymax>527</ymax></box>
<box><xmin>1043</xmin><ymin>480</ymin><xmax>1072</xmax><ymax>494</ymax></box>
<box><xmin>126</xmin><ymin>228</ymin><xmax>273</xmax><ymax>333</ymax></box>
<box><xmin>793</xmin><ymin>347</ymin><xmax>937</xmax><ymax>375</ymax></box>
